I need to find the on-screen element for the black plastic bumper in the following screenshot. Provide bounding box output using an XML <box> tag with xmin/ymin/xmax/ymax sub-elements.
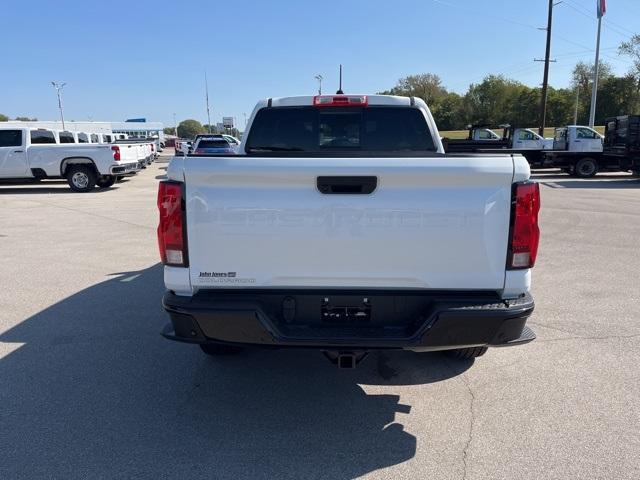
<box><xmin>161</xmin><ymin>289</ymin><xmax>535</xmax><ymax>351</ymax></box>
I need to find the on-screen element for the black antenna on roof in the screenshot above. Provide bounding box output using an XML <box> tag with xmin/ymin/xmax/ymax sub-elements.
<box><xmin>336</xmin><ymin>64</ymin><xmax>344</xmax><ymax>94</ymax></box>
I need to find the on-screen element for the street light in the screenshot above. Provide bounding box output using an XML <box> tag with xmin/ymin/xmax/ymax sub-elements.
<box><xmin>51</xmin><ymin>81</ymin><xmax>66</xmax><ymax>130</ymax></box>
<box><xmin>314</xmin><ymin>74</ymin><xmax>323</xmax><ymax>95</ymax></box>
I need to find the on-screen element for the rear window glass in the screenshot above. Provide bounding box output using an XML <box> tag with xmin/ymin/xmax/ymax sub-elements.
<box><xmin>78</xmin><ymin>133</ymin><xmax>89</xmax><ymax>143</ymax></box>
<box><xmin>30</xmin><ymin>130</ymin><xmax>56</xmax><ymax>144</ymax></box>
<box><xmin>246</xmin><ymin>106</ymin><xmax>435</xmax><ymax>153</ymax></box>
<box><xmin>198</xmin><ymin>140</ymin><xmax>230</xmax><ymax>148</ymax></box>
<box><xmin>0</xmin><ymin>130</ymin><xmax>22</xmax><ymax>147</ymax></box>
<box><xmin>90</xmin><ymin>134</ymin><xmax>99</xmax><ymax>143</ymax></box>
<box><xmin>59</xmin><ymin>131</ymin><xmax>75</xmax><ymax>143</ymax></box>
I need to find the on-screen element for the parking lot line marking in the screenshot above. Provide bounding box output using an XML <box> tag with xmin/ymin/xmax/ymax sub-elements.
<box><xmin>541</xmin><ymin>182</ymin><xmax>565</xmax><ymax>189</ymax></box>
<box><xmin>120</xmin><ymin>274</ymin><xmax>141</xmax><ymax>282</ymax></box>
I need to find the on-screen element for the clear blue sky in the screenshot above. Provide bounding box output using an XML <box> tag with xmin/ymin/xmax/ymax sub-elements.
<box><xmin>1</xmin><ymin>0</ymin><xmax>637</xmax><ymax>129</ymax></box>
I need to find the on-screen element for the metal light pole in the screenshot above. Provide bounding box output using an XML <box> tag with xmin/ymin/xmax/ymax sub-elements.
<box><xmin>573</xmin><ymin>86</ymin><xmax>580</xmax><ymax>125</ymax></box>
<box><xmin>315</xmin><ymin>74</ymin><xmax>323</xmax><ymax>95</ymax></box>
<box><xmin>173</xmin><ymin>113</ymin><xmax>178</xmax><ymax>137</ymax></box>
<box><xmin>204</xmin><ymin>72</ymin><xmax>212</xmax><ymax>133</ymax></box>
<box><xmin>51</xmin><ymin>81</ymin><xmax>66</xmax><ymax>130</ymax></box>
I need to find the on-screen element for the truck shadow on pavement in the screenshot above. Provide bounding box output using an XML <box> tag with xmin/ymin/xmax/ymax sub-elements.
<box><xmin>0</xmin><ymin>264</ymin><xmax>472</xmax><ymax>479</ymax></box>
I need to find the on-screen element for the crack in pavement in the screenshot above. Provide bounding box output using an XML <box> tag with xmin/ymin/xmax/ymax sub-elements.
<box><xmin>459</xmin><ymin>372</ymin><xmax>475</xmax><ymax>480</ymax></box>
<box><xmin>528</xmin><ymin>321</ymin><xmax>640</xmax><ymax>343</ymax></box>
<box><xmin>535</xmin><ymin>333</ymin><xmax>640</xmax><ymax>344</ymax></box>
<box><xmin>442</xmin><ymin>359</ymin><xmax>476</xmax><ymax>480</ymax></box>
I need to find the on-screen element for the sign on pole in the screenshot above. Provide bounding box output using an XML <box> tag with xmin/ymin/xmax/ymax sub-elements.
<box><xmin>223</xmin><ymin>117</ymin><xmax>234</xmax><ymax>128</ymax></box>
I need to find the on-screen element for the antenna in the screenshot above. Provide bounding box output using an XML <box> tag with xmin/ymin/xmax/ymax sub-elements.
<box><xmin>204</xmin><ymin>72</ymin><xmax>212</xmax><ymax>133</ymax></box>
<box><xmin>336</xmin><ymin>64</ymin><xmax>344</xmax><ymax>94</ymax></box>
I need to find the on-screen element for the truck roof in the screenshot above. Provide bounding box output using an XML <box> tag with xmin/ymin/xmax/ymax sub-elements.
<box><xmin>262</xmin><ymin>94</ymin><xmax>418</xmax><ymax>108</ymax></box>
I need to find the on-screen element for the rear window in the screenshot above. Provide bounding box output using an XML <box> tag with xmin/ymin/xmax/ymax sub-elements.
<box><xmin>0</xmin><ymin>130</ymin><xmax>22</xmax><ymax>147</ymax></box>
<box><xmin>90</xmin><ymin>134</ymin><xmax>99</xmax><ymax>143</ymax></box>
<box><xmin>197</xmin><ymin>140</ymin><xmax>230</xmax><ymax>149</ymax></box>
<box><xmin>30</xmin><ymin>130</ymin><xmax>56</xmax><ymax>144</ymax></box>
<box><xmin>78</xmin><ymin>133</ymin><xmax>89</xmax><ymax>143</ymax></box>
<box><xmin>59</xmin><ymin>131</ymin><xmax>75</xmax><ymax>143</ymax></box>
<box><xmin>246</xmin><ymin>106</ymin><xmax>435</xmax><ymax>153</ymax></box>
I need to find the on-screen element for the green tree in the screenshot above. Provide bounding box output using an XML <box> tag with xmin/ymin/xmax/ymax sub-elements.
<box><xmin>14</xmin><ymin>116</ymin><xmax>38</xmax><ymax>121</ymax></box>
<box><xmin>0</xmin><ymin>113</ymin><xmax>8</xmax><ymax>122</ymax></box>
<box><xmin>619</xmin><ymin>34</ymin><xmax>640</xmax><ymax>82</ymax></box>
<box><xmin>177</xmin><ymin>119</ymin><xmax>205</xmax><ymax>139</ymax></box>
<box><xmin>571</xmin><ymin>60</ymin><xmax>613</xmax><ymax>123</ymax></box>
<box><xmin>381</xmin><ymin>73</ymin><xmax>448</xmax><ymax>106</ymax></box>
<box><xmin>463</xmin><ymin>75</ymin><xmax>525</xmax><ymax>126</ymax></box>
<box><xmin>432</xmin><ymin>92</ymin><xmax>464</xmax><ymax>130</ymax></box>
<box><xmin>596</xmin><ymin>75</ymin><xmax>640</xmax><ymax>122</ymax></box>
<box><xmin>545</xmin><ymin>87</ymin><xmax>574</xmax><ymax>127</ymax></box>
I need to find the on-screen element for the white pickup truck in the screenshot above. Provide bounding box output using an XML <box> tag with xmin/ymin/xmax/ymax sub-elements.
<box><xmin>0</xmin><ymin>127</ymin><xmax>138</xmax><ymax>191</ymax></box>
<box><xmin>158</xmin><ymin>94</ymin><xmax>540</xmax><ymax>368</ymax></box>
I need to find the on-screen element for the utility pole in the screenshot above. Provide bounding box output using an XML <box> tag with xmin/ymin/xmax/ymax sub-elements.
<box><xmin>538</xmin><ymin>0</ymin><xmax>554</xmax><ymax>136</ymax></box>
<box><xmin>589</xmin><ymin>0</ymin><xmax>605</xmax><ymax>127</ymax></box>
<box><xmin>337</xmin><ymin>65</ymin><xmax>344</xmax><ymax>94</ymax></box>
<box><xmin>315</xmin><ymin>74</ymin><xmax>323</xmax><ymax>95</ymax></box>
<box><xmin>51</xmin><ymin>81</ymin><xmax>66</xmax><ymax>130</ymax></box>
<box><xmin>173</xmin><ymin>113</ymin><xmax>178</xmax><ymax>137</ymax></box>
<box><xmin>204</xmin><ymin>72</ymin><xmax>212</xmax><ymax>133</ymax></box>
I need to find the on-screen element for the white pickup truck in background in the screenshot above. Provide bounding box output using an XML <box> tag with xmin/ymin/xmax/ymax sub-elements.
<box><xmin>0</xmin><ymin>127</ymin><xmax>138</xmax><ymax>191</ymax></box>
<box><xmin>158</xmin><ymin>94</ymin><xmax>540</xmax><ymax>368</ymax></box>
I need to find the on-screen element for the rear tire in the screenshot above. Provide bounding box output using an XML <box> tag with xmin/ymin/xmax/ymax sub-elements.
<box><xmin>96</xmin><ymin>175</ymin><xmax>117</xmax><ymax>189</ymax></box>
<box><xmin>445</xmin><ymin>346</ymin><xmax>488</xmax><ymax>360</ymax></box>
<box><xmin>199</xmin><ymin>343</ymin><xmax>243</xmax><ymax>356</ymax></box>
<box><xmin>574</xmin><ymin>157</ymin><xmax>599</xmax><ymax>178</ymax></box>
<box><xmin>66</xmin><ymin>165</ymin><xmax>97</xmax><ymax>192</ymax></box>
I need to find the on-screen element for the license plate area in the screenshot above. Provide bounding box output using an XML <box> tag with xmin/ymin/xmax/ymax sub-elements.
<box><xmin>321</xmin><ymin>297</ymin><xmax>371</xmax><ymax>324</ymax></box>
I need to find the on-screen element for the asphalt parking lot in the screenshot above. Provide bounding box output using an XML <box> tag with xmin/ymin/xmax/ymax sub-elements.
<box><xmin>1</xmin><ymin>154</ymin><xmax>639</xmax><ymax>479</ymax></box>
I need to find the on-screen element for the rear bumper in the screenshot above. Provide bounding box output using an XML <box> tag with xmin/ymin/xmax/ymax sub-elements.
<box><xmin>162</xmin><ymin>289</ymin><xmax>535</xmax><ymax>351</ymax></box>
<box><xmin>110</xmin><ymin>163</ymin><xmax>139</xmax><ymax>175</ymax></box>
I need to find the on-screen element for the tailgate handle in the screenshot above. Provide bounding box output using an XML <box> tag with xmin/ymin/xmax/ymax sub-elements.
<box><xmin>317</xmin><ymin>176</ymin><xmax>377</xmax><ymax>194</ymax></box>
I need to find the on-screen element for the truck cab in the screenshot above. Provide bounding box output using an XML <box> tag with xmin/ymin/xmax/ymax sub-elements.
<box><xmin>470</xmin><ymin>128</ymin><xmax>501</xmax><ymax>141</ymax></box>
<box><xmin>512</xmin><ymin>128</ymin><xmax>553</xmax><ymax>150</ymax></box>
<box><xmin>554</xmin><ymin>126</ymin><xmax>603</xmax><ymax>153</ymax></box>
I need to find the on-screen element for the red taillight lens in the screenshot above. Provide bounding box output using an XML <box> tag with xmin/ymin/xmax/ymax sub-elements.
<box><xmin>508</xmin><ymin>182</ymin><xmax>540</xmax><ymax>269</ymax></box>
<box><xmin>313</xmin><ymin>95</ymin><xmax>368</xmax><ymax>107</ymax></box>
<box><xmin>157</xmin><ymin>181</ymin><xmax>187</xmax><ymax>266</ymax></box>
<box><xmin>111</xmin><ymin>146</ymin><xmax>121</xmax><ymax>161</ymax></box>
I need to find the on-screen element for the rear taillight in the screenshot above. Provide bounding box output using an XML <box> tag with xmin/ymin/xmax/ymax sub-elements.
<box><xmin>111</xmin><ymin>146</ymin><xmax>121</xmax><ymax>161</ymax></box>
<box><xmin>157</xmin><ymin>181</ymin><xmax>187</xmax><ymax>267</ymax></box>
<box><xmin>508</xmin><ymin>182</ymin><xmax>540</xmax><ymax>269</ymax></box>
<box><xmin>313</xmin><ymin>95</ymin><xmax>368</xmax><ymax>107</ymax></box>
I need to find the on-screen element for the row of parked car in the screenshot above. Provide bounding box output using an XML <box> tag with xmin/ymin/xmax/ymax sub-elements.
<box><xmin>0</xmin><ymin>126</ymin><xmax>160</xmax><ymax>191</ymax></box>
<box><xmin>174</xmin><ymin>134</ymin><xmax>241</xmax><ymax>155</ymax></box>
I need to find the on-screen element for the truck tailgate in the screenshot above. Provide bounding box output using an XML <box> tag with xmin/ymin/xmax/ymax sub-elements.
<box><xmin>183</xmin><ymin>155</ymin><xmax>516</xmax><ymax>290</ymax></box>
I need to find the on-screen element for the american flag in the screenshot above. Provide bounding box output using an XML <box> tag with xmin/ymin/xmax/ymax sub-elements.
<box><xmin>597</xmin><ymin>0</ymin><xmax>607</xmax><ymax>18</ymax></box>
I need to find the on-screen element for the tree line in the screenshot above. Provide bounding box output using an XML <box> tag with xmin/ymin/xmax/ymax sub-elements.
<box><xmin>380</xmin><ymin>35</ymin><xmax>640</xmax><ymax>130</ymax></box>
<box><xmin>0</xmin><ymin>114</ymin><xmax>38</xmax><ymax>121</ymax></box>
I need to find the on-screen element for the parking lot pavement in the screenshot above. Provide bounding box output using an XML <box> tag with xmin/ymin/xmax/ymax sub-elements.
<box><xmin>1</xmin><ymin>162</ymin><xmax>639</xmax><ymax>479</ymax></box>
